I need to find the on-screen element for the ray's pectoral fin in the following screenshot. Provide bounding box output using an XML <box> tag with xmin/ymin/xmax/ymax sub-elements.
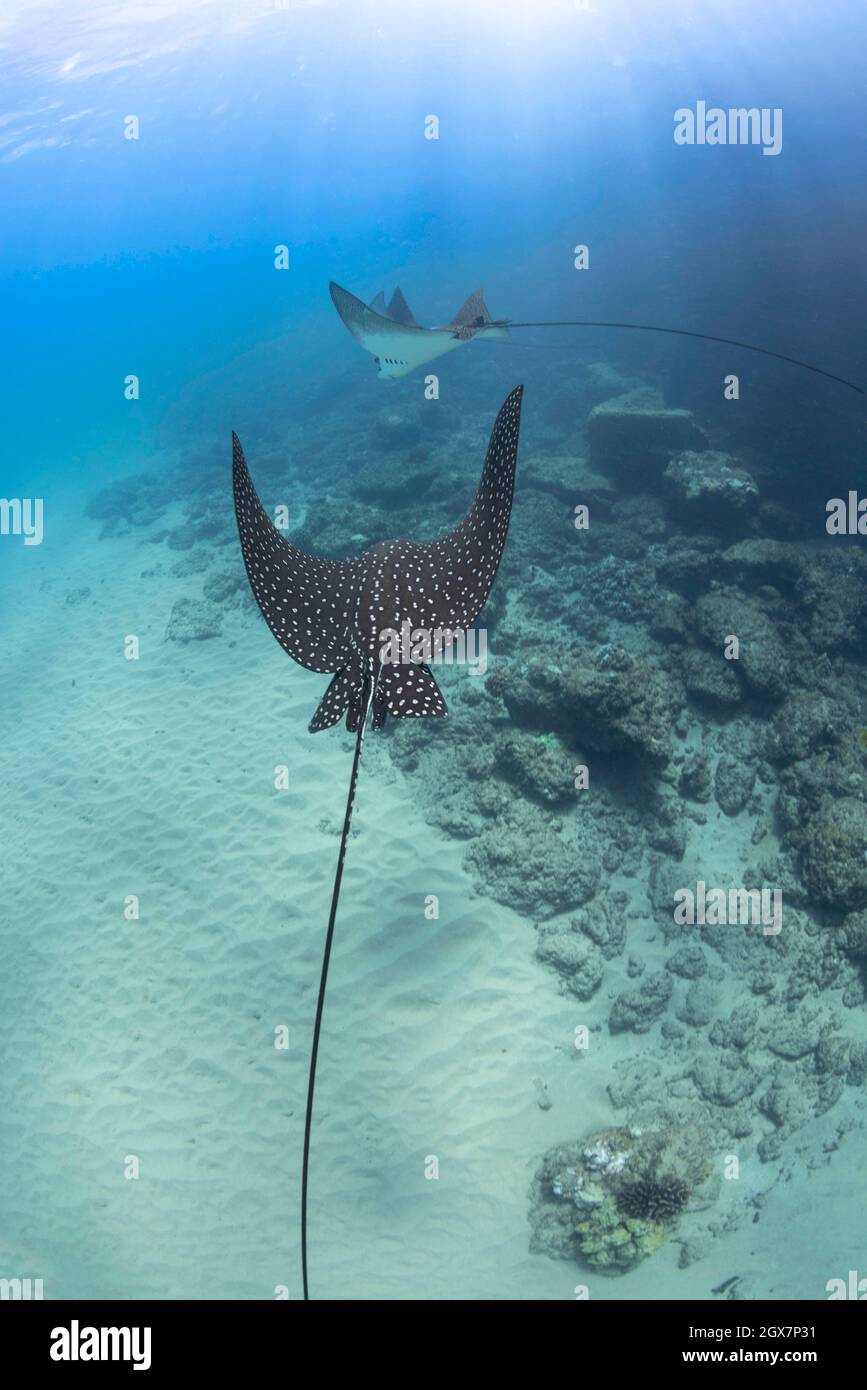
<box><xmin>232</xmin><ymin>432</ymin><xmax>359</xmax><ymax>675</ymax></box>
<box><xmin>373</xmin><ymin>662</ymin><xmax>448</xmax><ymax>729</ymax></box>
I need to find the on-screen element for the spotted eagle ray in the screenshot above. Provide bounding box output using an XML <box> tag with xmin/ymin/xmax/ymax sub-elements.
<box><xmin>331</xmin><ymin>280</ymin><xmax>864</xmax><ymax>394</ymax></box>
<box><xmin>233</xmin><ymin>384</ymin><xmax>524</xmax><ymax>1299</ymax></box>
<box><xmin>330</xmin><ymin>280</ymin><xmax>510</xmax><ymax>380</ymax></box>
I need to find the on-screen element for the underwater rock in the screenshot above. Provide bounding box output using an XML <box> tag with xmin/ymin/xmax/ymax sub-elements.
<box><xmin>464</xmin><ymin>802</ymin><xmax>600</xmax><ymax>919</ymax></box>
<box><xmin>609</xmin><ymin>972</ymin><xmax>673</xmax><ymax>1034</ymax></box>
<box><xmin>586</xmin><ymin>389</ymin><xmax>706</xmax><ymax>487</ymax></box>
<box><xmin>166</xmin><ymin>525</ymin><xmax>196</xmax><ymax>551</ymax></box>
<box><xmin>758</xmin><ymin>498</ymin><xmax>804</xmax><ymax>539</ymax></box>
<box><xmin>799</xmin><ymin>554</ymin><xmax>867</xmax><ymax>655</ymax></box>
<box><xmin>170</xmin><ymin>548</ymin><xmax>211</xmax><ymax>578</ymax></box>
<box><xmin>164</xmin><ymin>597</ymin><xmax>223</xmax><ymax>642</ymax></box>
<box><xmin>495</xmin><ymin>731</ymin><xmax>575</xmax><ymax>806</ymax></box>
<box><xmin>366</xmin><ymin>409</ymin><xmax>422</xmax><ymax>453</ymax></box>
<box><xmin>655</xmin><ymin>537</ymin><xmax>720</xmax><ymax>595</ymax></box>
<box><xmin>676</xmin><ymin>979</ymin><xmax>717</xmax><ymax>1028</ymax></box>
<box><xmin>388</xmin><ymin>704</ymin><xmax>504</xmax><ymax>837</ymax></box>
<box><xmin>694</xmin><ymin>589</ymin><xmax>789</xmax><ymax>701</ymax></box>
<box><xmin>777</xmin><ymin>732</ymin><xmax>867</xmax><ymax>841</ymax></box>
<box><xmin>759</xmin><ymin>1076</ymin><xmax>813</xmax><ymax>1134</ymax></box>
<box><xmin>581</xmin><ymin>554</ymin><xmax>659</xmax><ymax>621</ymax></box>
<box><xmin>691</xmin><ymin>1056</ymin><xmax>758</xmax><ymax>1108</ymax></box>
<box><xmin>766</xmin><ymin>1011</ymin><xmax>819</xmax><ymax>1060</ymax></box>
<box><xmin>607</xmin><ymin>493</ymin><xmax>670</xmax><ymax>550</ymax></box>
<box><xmin>666</xmin><ymin>944</ymin><xmax>708</xmax><ymax>979</ymax></box>
<box><xmin>493</xmin><ymin>576</ymin><xmax>560</xmax><ymax>644</ymax></box>
<box><xmin>765</xmin><ymin>692</ymin><xmax>842</xmax><ymax>765</ymax></box>
<box><xmin>583</xmin><ymin>360</ymin><xmax>643</xmax><ymax>404</ymax></box>
<box><xmin>678</xmin><ymin>1233</ymin><xmax>714</xmax><ymax>1268</ymax></box>
<box><xmin>650</xmin><ymin>591</ymin><xmax>691</xmax><ymax>645</ymax></box>
<box><xmin>680</xmin><ymin>648</ymin><xmax>743</xmax><ymax>709</ymax></box>
<box><xmin>85</xmin><ymin>471</ymin><xmax>169</xmax><ymax>538</ymax></box>
<box><xmin>504</xmin><ymin>489</ymin><xmax>581</xmax><ymax>576</ymax></box>
<box><xmin>719</xmin><ymin>538</ymin><xmax>805</xmax><ymax>591</ymax></box>
<box><xmin>529</xmin><ymin>1123</ymin><xmax>710</xmax><ymax>1274</ymax></box>
<box><xmin>799</xmin><ymin>796</ymin><xmax>867</xmax><ymax>912</ymax></box>
<box><xmin>644</xmin><ymin>793</ymin><xmax>687</xmax><ymax>859</ymax></box>
<box><xmin>203</xmin><ymin>567</ymin><xmax>248</xmax><ymax>608</ymax></box>
<box><xmin>519</xmin><ymin>453</ymin><xmax>616</xmax><ymax>512</ymax></box>
<box><xmin>840</xmin><ymin>909</ymin><xmax>867</xmax><ymax>957</ymax></box>
<box><xmin>648</xmin><ymin>853</ymin><xmax>688</xmax><ymax>924</ymax></box>
<box><xmin>303</xmin><ymin>498</ymin><xmax>392</xmax><ymax>559</ymax></box>
<box><xmin>184</xmin><ymin>497</ymin><xmax>236</xmax><ymax>547</ymax></box>
<box><xmin>678</xmin><ymin>752</ymin><xmax>713</xmax><ymax>802</ymax></box>
<box><xmin>487</xmin><ymin>644</ymin><xmax>675</xmax><ymax>767</ymax></box>
<box><xmin>709</xmin><ymin>1003</ymin><xmax>760</xmax><ymax>1051</ymax></box>
<box><xmin>352</xmin><ymin>445</ymin><xmax>438</xmax><ymax>508</ymax></box>
<box><xmin>815</xmin><ymin>1033</ymin><xmax>850</xmax><ymax>1077</ymax></box>
<box><xmin>535</xmin><ymin>923</ymin><xmax>604</xmax><ymax>999</ymax></box>
<box><xmin>847</xmin><ymin>1042</ymin><xmax>867</xmax><ymax>1086</ymax></box>
<box><xmin>573</xmin><ymin>891</ymin><xmax>630</xmax><ymax>959</ymax></box>
<box><xmin>714</xmin><ymin>754</ymin><xmax>756</xmax><ymax>817</ymax></box>
<box><xmin>783</xmin><ymin>934</ymin><xmax>845</xmax><ymax>1000</ymax></box>
<box><xmin>663</xmin><ymin>450</ymin><xmax>759</xmax><ymax>525</ymax></box>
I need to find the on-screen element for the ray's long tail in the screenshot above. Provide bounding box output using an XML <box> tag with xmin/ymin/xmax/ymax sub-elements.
<box><xmin>505</xmin><ymin>320</ymin><xmax>864</xmax><ymax>394</ymax></box>
<box><xmin>301</xmin><ymin>671</ymin><xmax>375</xmax><ymax>1301</ymax></box>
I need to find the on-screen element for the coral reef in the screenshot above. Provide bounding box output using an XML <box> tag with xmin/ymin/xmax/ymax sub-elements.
<box><xmin>85</xmin><ymin>471</ymin><xmax>175</xmax><ymax>537</ymax></box>
<box><xmin>663</xmin><ymin>449</ymin><xmax>759</xmax><ymax>525</ymax></box>
<box><xmin>530</xmin><ymin>1123</ymin><xmax>710</xmax><ymax>1273</ymax></box>
<box><xmin>535</xmin><ymin>923</ymin><xmax>604</xmax><ymax>999</ymax></box>
<box><xmin>464</xmin><ymin>800</ymin><xmax>601</xmax><ymax>919</ymax></box>
<box><xmin>694</xmin><ymin>589</ymin><xmax>790</xmax><ymax>701</ymax></box>
<box><xmin>487</xmin><ymin>644</ymin><xmax>676</xmax><ymax>767</ymax></box>
<box><xmin>609</xmin><ymin>973</ymin><xmax>673</xmax><ymax>1034</ymax></box>
<box><xmin>798</xmin><ymin>797</ymin><xmax>867</xmax><ymax>912</ymax></box>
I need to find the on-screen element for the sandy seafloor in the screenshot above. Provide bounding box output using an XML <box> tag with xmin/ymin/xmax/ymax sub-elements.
<box><xmin>2</xmin><ymin>436</ymin><xmax>867</xmax><ymax>1303</ymax></box>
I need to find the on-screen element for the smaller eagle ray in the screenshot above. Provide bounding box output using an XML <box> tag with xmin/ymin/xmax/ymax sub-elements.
<box><xmin>331</xmin><ymin>280</ymin><xmax>864</xmax><ymax>395</ymax></box>
<box><xmin>330</xmin><ymin>280</ymin><xmax>510</xmax><ymax>380</ymax></box>
<box><xmin>232</xmin><ymin>385</ymin><xmax>524</xmax><ymax>1299</ymax></box>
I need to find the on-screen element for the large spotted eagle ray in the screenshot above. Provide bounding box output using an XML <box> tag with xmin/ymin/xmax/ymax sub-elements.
<box><xmin>233</xmin><ymin>385</ymin><xmax>523</xmax><ymax>1299</ymax></box>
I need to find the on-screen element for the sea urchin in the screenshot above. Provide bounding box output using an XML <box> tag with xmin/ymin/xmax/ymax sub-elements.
<box><xmin>616</xmin><ymin>1173</ymin><xmax>690</xmax><ymax>1223</ymax></box>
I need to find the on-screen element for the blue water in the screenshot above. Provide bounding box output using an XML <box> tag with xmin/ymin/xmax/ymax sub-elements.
<box><xmin>2</xmin><ymin>0</ymin><xmax>867</xmax><ymax>1303</ymax></box>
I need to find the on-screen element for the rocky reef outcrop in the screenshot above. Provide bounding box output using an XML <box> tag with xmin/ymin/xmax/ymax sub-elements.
<box><xmin>487</xmin><ymin>643</ymin><xmax>677</xmax><ymax>767</ymax></box>
<box><xmin>587</xmin><ymin>388</ymin><xmax>707</xmax><ymax>486</ymax></box>
<box><xmin>530</xmin><ymin>1122</ymin><xmax>712</xmax><ymax>1273</ymax></box>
